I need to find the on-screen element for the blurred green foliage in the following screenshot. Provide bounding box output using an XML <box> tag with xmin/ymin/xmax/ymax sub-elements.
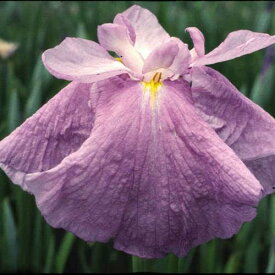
<box><xmin>0</xmin><ymin>1</ymin><xmax>274</xmax><ymax>273</ymax></box>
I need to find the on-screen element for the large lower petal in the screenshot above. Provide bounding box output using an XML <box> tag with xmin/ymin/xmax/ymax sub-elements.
<box><xmin>12</xmin><ymin>77</ymin><xmax>263</xmax><ymax>258</ymax></box>
<box><xmin>121</xmin><ymin>5</ymin><xmax>170</xmax><ymax>59</ymax></box>
<box><xmin>0</xmin><ymin>82</ymin><xmax>94</xmax><ymax>191</ymax></box>
<box><xmin>192</xmin><ymin>30</ymin><xmax>275</xmax><ymax>66</ymax></box>
<box><xmin>191</xmin><ymin>66</ymin><xmax>275</xmax><ymax>195</ymax></box>
<box><xmin>42</xmin><ymin>37</ymin><xmax>134</xmax><ymax>83</ymax></box>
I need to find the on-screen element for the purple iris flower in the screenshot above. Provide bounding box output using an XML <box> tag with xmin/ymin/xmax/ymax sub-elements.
<box><xmin>0</xmin><ymin>5</ymin><xmax>275</xmax><ymax>258</ymax></box>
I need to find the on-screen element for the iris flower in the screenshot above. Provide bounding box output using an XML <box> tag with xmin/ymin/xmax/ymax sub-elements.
<box><xmin>0</xmin><ymin>5</ymin><xmax>275</xmax><ymax>258</ymax></box>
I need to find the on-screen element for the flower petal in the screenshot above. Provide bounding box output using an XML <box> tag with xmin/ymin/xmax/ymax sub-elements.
<box><xmin>13</xmin><ymin>77</ymin><xmax>262</xmax><ymax>258</ymax></box>
<box><xmin>142</xmin><ymin>38</ymin><xmax>191</xmax><ymax>81</ymax></box>
<box><xmin>42</xmin><ymin>37</ymin><xmax>135</xmax><ymax>83</ymax></box>
<box><xmin>97</xmin><ymin>23</ymin><xmax>144</xmax><ymax>73</ymax></box>
<box><xmin>0</xmin><ymin>82</ymin><xmax>94</xmax><ymax>191</ymax></box>
<box><xmin>168</xmin><ymin>37</ymin><xmax>191</xmax><ymax>76</ymax></box>
<box><xmin>113</xmin><ymin>13</ymin><xmax>136</xmax><ymax>44</ymax></box>
<box><xmin>191</xmin><ymin>66</ymin><xmax>275</xmax><ymax>195</ymax></box>
<box><xmin>121</xmin><ymin>5</ymin><xmax>170</xmax><ymax>58</ymax></box>
<box><xmin>142</xmin><ymin>40</ymin><xmax>179</xmax><ymax>74</ymax></box>
<box><xmin>185</xmin><ymin>27</ymin><xmax>205</xmax><ymax>57</ymax></box>
<box><xmin>192</xmin><ymin>30</ymin><xmax>275</xmax><ymax>66</ymax></box>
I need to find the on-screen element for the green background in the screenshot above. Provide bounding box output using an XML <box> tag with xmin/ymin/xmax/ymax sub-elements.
<box><xmin>0</xmin><ymin>1</ymin><xmax>274</xmax><ymax>273</ymax></box>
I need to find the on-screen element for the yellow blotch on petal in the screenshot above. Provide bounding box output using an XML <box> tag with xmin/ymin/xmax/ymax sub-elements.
<box><xmin>115</xmin><ymin>57</ymin><xmax>123</xmax><ymax>63</ymax></box>
<box><xmin>142</xmin><ymin>72</ymin><xmax>163</xmax><ymax>107</ymax></box>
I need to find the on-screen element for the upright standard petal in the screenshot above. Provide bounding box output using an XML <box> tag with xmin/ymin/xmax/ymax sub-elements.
<box><xmin>142</xmin><ymin>40</ymin><xmax>179</xmax><ymax>74</ymax></box>
<box><xmin>18</xmin><ymin>77</ymin><xmax>262</xmax><ymax>258</ymax></box>
<box><xmin>192</xmin><ymin>30</ymin><xmax>275</xmax><ymax>66</ymax></box>
<box><xmin>121</xmin><ymin>5</ymin><xmax>170</xmax><ymax>58</ymax></box>
<box><xmin>185</xmin><ymin>27</ymin><xmax>205</xmax><ymax>57</ymax></box>
<box><xmin>142</xmin><ymin>38</ymin><xmax>191</xmax><ymax>81</ymax></box>
<box><xmin>42</xmin><ymin>37</ymin><xmax>136</xmax><ymax>83</ymax></box>
<box><xmin>168</xmin><ymin>37</ymin><xmax>191</xmax><ymax>77</ymax></box>
<box><xmin>191</xmin><ymin>66</ymin><xmax>275</xmax><ymax>195</ymax></box>
<box><xmin>97</xmin><ymin>23</ymin><xmax>144</xmax><ymax>73</ymax></box>
<box><xmin>0</xmin><ymin>82</ymin><xmax>94</xmax><ymax>192</ymax></box>
<box><xmin>113</xmin><ymin>13</ymin><xmax>136</xmax><ymax>44</ymax></box>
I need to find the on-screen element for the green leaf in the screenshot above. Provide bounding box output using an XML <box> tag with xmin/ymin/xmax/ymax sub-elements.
<box><xmin>250</xmin><ymin>66</ymin><xmax>274</xmax><ymax>108</ymax></box>
<box><xmin>32</xmin><ymin>212</ymin><xmax>43</xmax><ymax>272</ymax></box>
<box><xmin>167</xmin><ymin>254</ymin><xmax>178</xmax><ymax>273</ymax></box>
<box><xmin>266</xmin><ymin>196</ymin><xmax>275</xmax><ymax>273</ymax></box>
<box><xmin>132</xmin><ymin>256</ymin><xmax>145</xmax><ymax>272</ymax></box>
<box><xmin>54</xmin><ymin>232</ymin><xmax>75</xmax><ymax>273</ymax></box>
<box><xmin>25</xmin><ymin>57</ymin><xmax>51</xmax><ymax>118</ymax></box>
<box><xmin>43</xmin><ymin>227</ymin><xmax>55</xmax><ymax>273</ymax></box>
<box><xmin>224</xmin><ymin>252</ymin><xmax>241</xmax><ymax>273</ymax></box>
<box><xmin>2</xmin><ymin>198</ymin><xmax>18</xmax><ymax>272</ymax></box>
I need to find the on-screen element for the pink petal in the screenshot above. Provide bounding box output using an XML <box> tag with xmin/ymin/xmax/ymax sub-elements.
<box><xmin>113</xmin><ymin>14</ymin><xmax>136</xmax><ymax>44</ymax></box>
<box><xmin>142</xmin><ymin>40</ymin><xmax>179</xmax><ymax>74</ymax></box>
<box><xmin>192</xmin><ymin>30</ymin><xmax>275</xmax><ymax>66</ymax></box>
<box><xmin>168</xmin><ymin>37</ymin><xmax>191</xmax><ymax>76</ymax></box>
<box><xmin>185</xmin><ymin>27</ymin><xmax>205</xmax><ymax>57</ymax></box>
<box><xmin>97</xmin><ymin>23</ymin><xmax>144</xmax><ymax>73</ymax></box>
<box><xmin>42</xmin><ymin>37</ymin><xmax>136</xmax><ymax>83</ymax></box>
<box><xmin>191</xmin><ymin>66</ymin><xmax>275</xmax><ymax>195</ymax></box>
<box><xmin>121</xmin><ymin>5</ymin><xmax>170</xmax><ymax>58</ymax></box>
<box><xmin>0</xmin><ymin>82</ymin><xmax>94</xmax><ymax>191</ymax></box>
<box><xmin>9</xmin><ymin>77</ymin><xmax>262</xmax><ymax>258</ymax></box>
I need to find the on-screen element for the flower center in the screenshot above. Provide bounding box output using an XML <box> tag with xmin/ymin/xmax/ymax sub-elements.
<box><xmin>142</xmin><ymin>72</ymin><xmax>163</xmax><ymax>106</ymax></box>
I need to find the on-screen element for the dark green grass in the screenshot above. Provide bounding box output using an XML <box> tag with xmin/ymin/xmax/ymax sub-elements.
<box><xmin>0</xmin><ymin>1</ymin><xmax>274</xmax><ymax>273</ymax></box>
